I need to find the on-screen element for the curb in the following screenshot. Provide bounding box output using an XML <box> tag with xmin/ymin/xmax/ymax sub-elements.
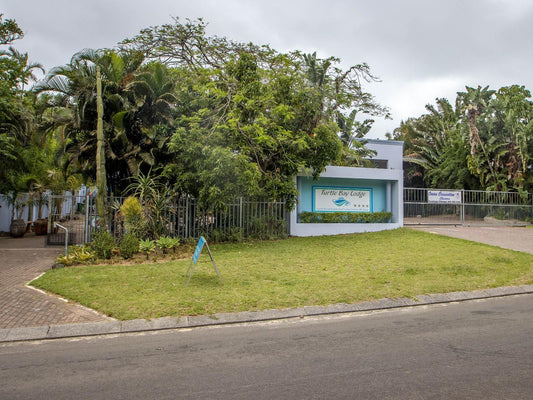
<box><xmin>2</xmin><ymin>285</ymin><xmax>532</xmax><ymax>343</ymax></box>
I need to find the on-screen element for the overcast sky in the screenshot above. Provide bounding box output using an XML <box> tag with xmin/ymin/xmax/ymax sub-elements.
<box><xmin>3</xmin><ymin>0</ymin><xmax>533</xmax><ymax>138</ymax></box>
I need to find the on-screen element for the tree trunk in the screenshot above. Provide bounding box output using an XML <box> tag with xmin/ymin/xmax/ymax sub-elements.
<box><xmin>468</xmin><ymin>107</ymin><xmax>496</xmax><ymax>182</ymax></box>
<box><xmin>96</xmin><ymin>66</ymin><xmax>108</xmax><ymax>230</ymax></box>
<box><xmin>467</xmin><ymin>109</ymin><xmax>479</xmax><ymax>157</ymax></box>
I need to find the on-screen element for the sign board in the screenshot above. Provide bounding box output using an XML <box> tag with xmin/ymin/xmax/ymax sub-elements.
<box><xmin>185</xmin><ymin>236</ymin><xmax>223</xmax><ymax>286</ymax></box>
<box><xmin>428</xmin><ymin>190</ymin><xmax>462</xmax><ymax>204</ymax></box>
<box><xmin>191</xmin><ymin>236</ymin><xmax>205</xmax><ymax>265</ymax></box>
<box><xmin>312</xmin><ymin>186</ymin><xmax>372</xmax><ymax>213</ymax></box>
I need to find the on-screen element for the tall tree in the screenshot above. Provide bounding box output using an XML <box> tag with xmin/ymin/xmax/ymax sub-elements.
<box><xmin>34</xmin><ymin>48</ymin><xmax>146</xmax><ymax>192</ymax></box>
<box><xmin>95</xmin><ymin>65</ymin><xmax>107</xmax><ymax>227</ymax></box>
<box><xmin>395</xmin><ymin>85</ymin><xmax>533</xmax><ymax>192</ymax></box>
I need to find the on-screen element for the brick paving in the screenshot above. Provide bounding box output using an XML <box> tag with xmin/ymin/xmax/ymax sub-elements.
<box><xmin>0</xmin><ymin>234</ymin><xmax>111</xmax><ymax>329</ymax></box>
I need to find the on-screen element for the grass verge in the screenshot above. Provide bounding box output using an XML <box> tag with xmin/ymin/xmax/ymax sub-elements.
<box><xmin>31</xmin><ymin>228</ymin><xmax>533</xmax><ymax>320</ymax></box>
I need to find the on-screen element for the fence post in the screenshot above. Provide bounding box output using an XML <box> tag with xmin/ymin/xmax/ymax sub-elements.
<box><xmin>461</xmin><ymin>189</ymin><xmax>465</xmax><ymax>225</ymax></box>
<box><xmin>84</xmin><ymin>193</ymin><xmax>90</xmax><ymax>243</ymax></box>
<box><xmin>239</xmin><ymin>197</ymin><xmax>243</xmax><ymax>229</ymax></box>
<box><xmin>185</xmin><ymin>197</ymin><xmax>189</xmax><ymax>238</ymax></box>
<box><xmin>47</xmin><ymin>195</ymin><xmax>53</xmax><ymax>235</ymax></box>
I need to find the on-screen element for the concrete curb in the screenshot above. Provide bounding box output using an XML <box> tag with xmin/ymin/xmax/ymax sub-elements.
<box><xmin>2</xmin><ymin>284</ymin><xmax>532</xmax><ymax>343</ymax></box>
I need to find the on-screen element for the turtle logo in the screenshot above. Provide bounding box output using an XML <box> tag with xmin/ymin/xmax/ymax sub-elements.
<box><xmin>333</xmin><ymin>197</ymin><xmax>350</xmax><ymax>207</ymax></box>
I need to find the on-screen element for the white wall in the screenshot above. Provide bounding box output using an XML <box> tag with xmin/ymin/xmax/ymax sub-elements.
<box><xmin>290</xmin><ymin>140</ymin><xmax>404</xmax><ymax>237</ymax></box>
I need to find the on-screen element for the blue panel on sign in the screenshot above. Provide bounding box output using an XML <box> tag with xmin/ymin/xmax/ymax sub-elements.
<box><xmin>192</xmin><ymin>236</ymin><xmax>205</xmax><ymax>265</ymax></box>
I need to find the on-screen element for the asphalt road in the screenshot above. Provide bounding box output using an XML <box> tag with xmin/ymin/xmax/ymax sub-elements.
<box><xmin>1</xmin><ymin>294</ymin><xmax>532</xmax><ymax>400</ymax></box>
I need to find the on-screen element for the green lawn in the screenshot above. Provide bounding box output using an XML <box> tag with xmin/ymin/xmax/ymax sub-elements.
<box><xmin>31</xmin><ymin>228</ymin><xmax>533</xmax><ymax>320</ymax></box>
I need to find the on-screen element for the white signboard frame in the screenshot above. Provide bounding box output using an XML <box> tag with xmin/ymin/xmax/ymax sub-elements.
<box><xmin>427</xmin><ymin>190</ymin><xmax>462</xmax><ymax>204</ymax></box>
<box><xmin>312</xmin><ymin>186</ymin><xmax>373</xmax><ymax>213</ymax></box>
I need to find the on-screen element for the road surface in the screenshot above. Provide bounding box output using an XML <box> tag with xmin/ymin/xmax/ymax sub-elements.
<box><xmin>1</xmin><ymin>294</ymin><xmax>532</xmax><ymax>399</ymax></box>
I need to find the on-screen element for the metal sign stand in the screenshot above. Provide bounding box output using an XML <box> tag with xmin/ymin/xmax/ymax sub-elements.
<box><xmin>185</xmin><ymin>236</ymin><xmax>223</xmax><ymax>286</ymax></box>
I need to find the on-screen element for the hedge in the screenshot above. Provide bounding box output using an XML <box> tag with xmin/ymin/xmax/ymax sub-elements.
<box><xmin>299</xmin><ymin>211</ymin><xmax>392</xmax><ymax>223</ymax></box>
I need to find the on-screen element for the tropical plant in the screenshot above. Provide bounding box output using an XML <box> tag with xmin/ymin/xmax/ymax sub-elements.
<box><xmin>394</xmin><ymin>85</ymin><xmax>533</xmax><ymax>192</ymax></box>
<box><xmin>156</xmin><ymin>236</ymin><xmax>173</xmax><ymax>254</ymax></box>
<box><xmin>119</xmin><ymin>196</ymin><xmax>145</xmax><ymax>237</ymax></box>
<box><xmin>139</xmin><ymin>238</ymin><xmax>156</xmax><ymax>259</ymax></box>
<box><xmin>168</xmin><ymin>237</ymin><xmax>180</xmax><ymax>253</ymax></box>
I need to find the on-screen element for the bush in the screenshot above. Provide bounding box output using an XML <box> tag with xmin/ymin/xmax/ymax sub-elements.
<box><xmin>139</xmin><ymin>238</ymin><xmax>156</xmax><ymax>259</ymax></box>
<box><xmin>119</xmin><ymin>233</ymin><xmax>140</xmax><ymax>259</ymax></box>
<box><xmin>210</xmin><ymin>227</ymin><xmax>243</xmax><ymax>243</ymax></box>
<box><xmin>249</xmin><ymin>216</ymin><xmax>287</xmax><ymax>240</ymax></box>
<box><xmin>90</xmin><ymin>230</ymin><xmax>116</xmax><ymax>259</ymax></box>
<box><xmin>299</xmin><ymin>211</ymin><xmax>392</xmax><ymax>223</ymax></box>
<box><xmin>120</xmin><ymin>196</ymin><xmax>145</xmax><ymax>238</ymax></box>
<box><xmin>156</xmin><ymin>236</ymin><xmax>173</xmax><ymax>254</ymax></box>
<box><xmin>55</xmin><ymin>245</ymin><xmax>96</xmax><ymax>266</ymax></box>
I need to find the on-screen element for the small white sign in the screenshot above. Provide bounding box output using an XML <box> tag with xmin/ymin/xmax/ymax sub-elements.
<box><xmin>313</xmin><ymin>187</ymin><xmax>372</xmax><ymax>212</ymax></box>
<box><xmin>428</xmin><ymin>190</ymin><xmax>462</xmax><ymax>204</ymax></box>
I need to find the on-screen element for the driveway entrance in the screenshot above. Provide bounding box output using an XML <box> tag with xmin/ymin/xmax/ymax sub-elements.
<box><xmin>0</xmin><ymin>235</ymin><xmax>111</xmax><ymax>329</ymax></box>
<box><xmin>409</xmin><ymin>225</ymin><xmax>533</xmax><ymax>254</ymax></box>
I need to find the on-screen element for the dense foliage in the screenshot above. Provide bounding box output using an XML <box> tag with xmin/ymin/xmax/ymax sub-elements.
<box><xmin>1</xmin><ymin>15</ymin><xmax>388</xmax><ymax>214</ymax></box>
<box><xmin>394</xmin><ymin>85</ymin><xmax>533</xmax><ymax>193</ymax></box>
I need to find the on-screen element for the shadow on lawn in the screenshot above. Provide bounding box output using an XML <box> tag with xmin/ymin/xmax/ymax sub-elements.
<box><xmin>184</xmin><ymin>272</ymin><xmax>224</xmax><ymax>288</ymax></box>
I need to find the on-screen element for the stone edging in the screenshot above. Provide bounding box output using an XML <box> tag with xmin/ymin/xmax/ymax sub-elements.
<box><xmin>1</xmin><ymin>285</ymin><xmax>532</xmax><ymax>343</ymax></box>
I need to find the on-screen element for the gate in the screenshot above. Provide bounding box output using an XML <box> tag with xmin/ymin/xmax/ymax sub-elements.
<box><xmin>46</xmin><ymin>193</ymin><xmax>96</xmax><ymax>245</ymax></box>
<box><xmin>404</xmin><ymin>188</ymin><xmax>533</xmax><ymax>226</ymax></box>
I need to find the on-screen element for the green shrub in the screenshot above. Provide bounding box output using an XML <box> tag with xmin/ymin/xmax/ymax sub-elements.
<box><xmin>249</xmin><ymin>216</ymin><xmax>287</xmax><ymax>240</ymax></box>
<box><xmin>156</xmin><ymin>236</ymin><xmax>173</xmax><ymax>254</ymax></box>
<box><xmin>120</xmin><ymin>196</ymin><xmax>145</xmax><ymax>238</ymax></box>
<box><xmin>299</xmin><ymin>211</ymin><xmax>392</xmax><ymax>223</ymax></box>
<box><xmin>70</xmin><ymin>245</ymin><xmax>95</xmax><ymax>264</ymax></box>
<box><xmin>56</xmin><ymin>245</ymin><xmax>96</xmax><ymax>266</ymax></box>
<box><xmin>169</xmin><ymin>237</ymin><xmax>180</xmax><ymax>252</ymax></box>
<box><xmin>139</xmin><ymin>238</ymin><xmax>156</xmax><ymax>259</ymax></box>
<box><xmin>210</xmin><ymin>228</ymin><xmax>243</xmax><ymax>243</ymax></box>
<box><xmin>119</xmin><ymin>233</ymin><xmax>140</xmax><ymax>259</ymax></box>
<box><xmin>90</xmin><ymin>230</ymin><xmax>116</xmax><ymax>259</ymax></box>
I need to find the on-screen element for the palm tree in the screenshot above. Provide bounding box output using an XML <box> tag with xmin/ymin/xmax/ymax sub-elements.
<box><xmin>34</xmin><ymin>48</ymin><xmax>146</xmax><ymax>192</ymax></box>
<box><xmin>111</xmin><ymin>62</ymin><xmax>177</xmax><ymax>175</ymax></box>
<box><xmin>457</xmin><ymin>86</ymin><xmax>495</xmax><ymax>156</ymax></box>
<box><xmin>395</xmin><ymin>97</ymin><xmax>478</xmax><ymax>189</ymax></box>
<box><xmin>0</xmin><ymin>46</ymin><xmax>44</xmax><ymax>91</ymax></box>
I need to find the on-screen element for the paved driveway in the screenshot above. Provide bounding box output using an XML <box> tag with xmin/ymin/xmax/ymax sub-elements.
<box><xmin>408</xmin><ymin>225</ymin><xmax>533</xmax><ymax>254</ymax></box>
<box><xmin>0</xmin><ymin>235</ymin><xmax>111</xmax><ymax>329</ymax></box>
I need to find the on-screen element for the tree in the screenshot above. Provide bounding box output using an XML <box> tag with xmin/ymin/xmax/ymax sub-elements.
<box><xmin>95</xmin><ymin>65</ymin><xmax>107</xmax><ymax>227</ymax></box>
<box><xmin>34</xmin><ymin>48</ymin><xmax>146</xmax><ymax>193</ymax></box>
<box><xmin>0</xmin><ymin>14</ymin><xmax>23</xmax><ymax>45</ymax></box>
<box><xmin>493</xmin><ymin>85</ymin><xmax>533</xmax><ymax>192</ymax></box>
<box><xmin>394</xmin><ymin>98</ymin><xmax>477</xmax><ymax>189</ymax></box>
<box><xmin>0</xmin><ymin>46</ymin><xmax>44</xmax><ymax>91</ymax></box>
<box><xmin>32</xmin><ymin>18</ymin><xmax>388</xmax><ymax>210</ymax></box>
<box><xmin>395</xmin><ymin>85</ymin><xmax>533</xmax><ymax>192</ymax></box>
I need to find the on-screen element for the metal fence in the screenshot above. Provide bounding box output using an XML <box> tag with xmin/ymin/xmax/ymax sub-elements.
<box><xmin>46</xmin><ymin>195</ymin><xmax>289</xmax><ymax>245</ymax></box>
<box><xmin>404</xmin><ymin>188</ymin><xmax>533</xmax><ymax>226</ymax></box>
<box><xmin>46</xmin><ymin>194</ymin><xmax>96</xmax><ymax>245</ymax></box>
<box><xmin>169</xmin><ymin>197</ymin><xmax>288</xmax><ymax>240</ymax></box>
